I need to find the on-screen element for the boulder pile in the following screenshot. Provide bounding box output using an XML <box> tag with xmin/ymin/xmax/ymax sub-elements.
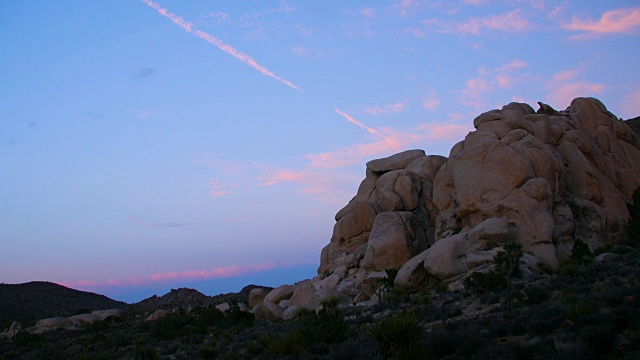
<box><xmin>248</xmin><ymin>97</ymin><xmax>640</xmax><ymax>319</ymax></box>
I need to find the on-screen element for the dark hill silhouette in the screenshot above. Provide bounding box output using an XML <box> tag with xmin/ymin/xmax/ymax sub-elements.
<box><xmin>0</xmin><ymin>281</ymin><xmax>126</xmax><ymax>328</ymax></box>
<box><xmin>129</xmin><ymin>284</ymin><xmax>270</xmax><ymax>313</ymax></box>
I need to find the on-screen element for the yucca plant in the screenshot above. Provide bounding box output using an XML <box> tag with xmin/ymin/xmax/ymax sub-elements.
<box><xmin>564</xmin><ymin>300</ymin><xmax>596</xmax><ymax>324</ymax></box>
<box><xmin>368</xmin><ymin>313</ymin><xmax>424</xmax><ymax>358</ymax></box>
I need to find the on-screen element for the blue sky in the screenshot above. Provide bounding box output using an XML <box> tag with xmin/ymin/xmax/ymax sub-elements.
<box><xmin>1</xmin><ymin>0</ymin><xmax>639</xmax><ymax>303</ymax></box>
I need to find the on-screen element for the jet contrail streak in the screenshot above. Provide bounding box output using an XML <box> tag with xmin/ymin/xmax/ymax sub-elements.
<box><xmin>335</xmin><ymin>108</ymin><xmax>386</xmax><ymax>138</ymax></box>
<box><xmin>142</xmin><ymin>0</ymin><xmax>302</xmax><ymax>92</ymax></box>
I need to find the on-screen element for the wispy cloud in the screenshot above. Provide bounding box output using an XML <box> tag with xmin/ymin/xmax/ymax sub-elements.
<box><xmin>545</xmin><ymin>66</ymin><xmax>605</xmax><ymax>107</ymax></box>
<box><xmin>563</xmin><ymin>7</ymin><xmax>640</xmax><ymax>35</ymax></box>
<box><xmin>396</xmin><ymin>0</ymin><xmax>421</xmax><ymax>17</ymax></box>
<box><xmin>363</xmin><ymin>101</ymin><xmax>407</xmax><ymax>115</ymax></box>
<box><xmin>425</xmin><ymin>9</ymin><xmax>531</xmax><ymax>35</ymax></box>
<box><xmin>619</xmin><ymin>89</ymin><xmax>640</xmax><ymax>119</ymax></box>
<box><xmin>129</xmin><ymin>215</ymin><xmax>188</xmax><ymax>228</ymax></box>
<box><xmin>208</xmin><ymin>179</ymin><xmax>236</xmax><ymax>198</ymax></box>
<box><xmin>306</xmin><ymin>109</ymin><xmax>468</xmax><ymax>168</ymax></box>
<box><xmin>422</xmin><ymin>90</ymin><xmax>441</xmax><ymax>110</ymax></box>
<box><xmin>255</xmin><ymin>108</ymin><xmax>470</xmax><ymax>204</ymax></box>
<box><xmin>459</xmin><ymin>59</ymin><xmax>529</xmax><ymax>110</ymax></box>
<box><xmin>141</xmin><ymin>0</ymin><xmax>302</xmax><ymax>91</ymax></box>
<box><xmin>131</xmin><ymin>66</ymin><xmax>157</xmax><ymax>80</ymax></box>
<box><xmin>360</xmin><ymin>7</ymin><xmax>376</xmax><ymax>18</ymax></box>
<box><xmin>457</xmin><ymin>9</ymin><xmax>530</xmax><ymax>34</ymax></box>
<box><xmin>59</xmin><ymin>263</ymin><xmax>277</xmax><ymax>290</ymax></box>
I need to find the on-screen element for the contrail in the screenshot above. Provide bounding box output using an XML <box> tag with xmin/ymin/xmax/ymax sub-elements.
<box><xmin>334</xmin><ymin>108</ymin><xmax>395</xmax><ymax>144</ymax></box>
<box><xmin>142</xmin><ymin>0</ymin><xmax>303</xmax><ymax>92</ymax></box>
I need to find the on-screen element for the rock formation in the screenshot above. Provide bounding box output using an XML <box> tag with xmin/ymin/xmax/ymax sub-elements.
<box><xmin>246</xmin><ymin>97</ymin><xmax>640</xmax><ymax>320</ymax></box>
<box><xmin>314</xmin><ymin>97</ymin><xmax>640</xmax><ymax>301</ymax></box>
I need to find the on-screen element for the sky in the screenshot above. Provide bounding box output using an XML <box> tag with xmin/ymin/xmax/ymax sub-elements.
<box><xmin>1</xmin><ymin>0</ymin><xmax>640</xmax><ymax>303</ymax></box>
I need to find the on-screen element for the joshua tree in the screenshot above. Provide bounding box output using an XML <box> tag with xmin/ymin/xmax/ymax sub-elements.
<box><xmin>503</xmin><ymin>241</ymin><xmax>523</xmax><ymax>313</ymax></box>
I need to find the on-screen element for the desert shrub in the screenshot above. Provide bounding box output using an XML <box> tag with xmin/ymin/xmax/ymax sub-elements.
<box><xmin>524</xmin><ymin>286</ymin><xmax>550</xmax><ymax>304</ymax></box>
<box><xmin>564</xmin><ymin>300</ymin><xmax>596</xmax><ymax>324</ymax></box>
<box><xmin>368</xmin><ymin>313</ymin><xmax>424</xmax><ymax>358</ymax></box>
<box><xmin>149</xmin><ymin>313</ymin><xmax>192</xmax><ymax>340</ymax></box>
<box><xmin>74</xmin><ymin>352</ymin><xmax>111</xmax><ymax>360</ymax></box>
<box><xmin>571</xmin><ymin>239</ymin><xmax>593</xmax><ymax>261</ymax></box>
<box><xmin>197</xmin><ymin>344</ymin><xmax>218</xmax><ymax>359</ymax></box>
<box><xmin>12</xmin><ymin>331</ymin><xmax>42</xmax><ymax>347</ymax></box>
<box><xmin>331</xmin><ymin>339</ymin><xmax>374</xmax><ymax>360</ymax></box>
<box><xmin>265</xmin><ymin>331</ymin><xmax>302</xmax><ymax>357</ymax></box>
<box><xmin>385</xmin><ymin>284</ymin><xmax>413</xmax><ymax>304</ymax></box>
<box><xmin>464</xmin><ymin>271</ymin><xmax>506</xmax><ymax>294</ymax></box>
<box><xmin>579</xmin><ymin>324</ymin><xmax>617</xmax><ymax>357</ymax></box>
<box><xmin>294</xmin><ymin>297</ymin><xmax>347</xmax><ymax>346</ymax></box>
<box><xmin>527</xmin><ymin>303</ymin><xmax>564</xmax><ymax>335</ymax></box>
<box><xmin>244</xmin><ymin>340</ymin><xmax>262</xmax><ymax>355</ymax></box>
<box><xmin>559</xmin><ymin>261</ymin><xmax>586</xmax><ymax>277</ymax></box>
<box><xmin>425</xmin><ymin>328</ymin><xmax>457</xmax><ymax>358</ymax></box>
<box><xmin>537</xmin><ymin>262</ymin><xmax>556</xmax><ymax>275</ymax></box>
<box><xmin>626</xmin><ymin>187</ymin><xmax>640</xmax><ymax>247</ymax></box>
<box><xmin>223</xmin><ymin>302</ymin><xmax>254</xmax><ymax>327</ymax></box>
<box><xmin>133</xmin><ymin>344</ymin><xmax>159</xmax><ymax>360</ymax></box>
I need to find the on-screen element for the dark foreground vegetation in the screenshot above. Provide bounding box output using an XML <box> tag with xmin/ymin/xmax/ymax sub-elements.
<box><xmin>1</xmin><ymin>247</ymin><xmax>638</xmax><ymax>359</ymax></box>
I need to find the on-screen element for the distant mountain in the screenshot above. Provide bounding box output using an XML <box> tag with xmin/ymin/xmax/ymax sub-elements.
<box><xmin>0</xmin><ymin>281</ymin><xmax>126</xmax><ymax>328</ymax></box>
<box><xmin>129</xmin><ymin>284</ymin><xmax>269</xmax><ymax>313</ymax></box>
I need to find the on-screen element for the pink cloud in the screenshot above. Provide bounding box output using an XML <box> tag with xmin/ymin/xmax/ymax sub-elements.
<box><xmin>563</xmin><ymin>7</ymin><xmax>640</xmax><ymax>35</ymax></box>
<box><xmin>422</xmin><ymin>90</ymin><xmax>440</xmax><ymax>110</ymax></box>
<box><xmin>544</xmin><ymin>65</ymin><xmax>605</xmax><ymax>108</ymax></box>
<box><xmin>552</xmin><ymin>68</ymin><xmax>581</xmax><ymax>82</ymax></box>
<box><xmin>546</xmin><ymin>82</ymin><xmax>606</xmax><ymax>108</ymax></box>
<box><xmin>363</xmin><ymin>101</ymin><xmax>407</xmax><ymax>115</ymax></box>
<box><xmin>459</xmin><ymin>59</ymin><xmax>529</xmax><ymax>109</ymax></box>
<box><xmin>292</xmin><ymin>45</ymin><xmax>306</xmax><ymax>56</ymax></box>
<box><xmin>456</xmin><ymin>9</ymin><xmax>530</xmax><ymax>34</ymax></box>
<box><xmin>405</xmin><ymin>27</ymin><xmax>428</xmax><ymax>38</ymax></box>
<box><xmin>208</xmin><ymin>179</ymin><xmax>234</xmax><ymax>198</ymax></box>
<box><xmin>360</xmin><ymin>7</ymin><xmax>375</xmax><ymax>18</ymax></box>
<box><xmin>618</xmin><ymin>89</ymin><xmax>640</xmax><ymax>119</ymax></box>
<box><xmin>258</xmin><ymin>169</ymin><xmax>311</xmax><ymax>186</ymax></box>
<box><xmin>142</xmin><ymin>0</ymin><xmax>302</xmax><ymax>91</ymax></box>
<box><xmin>306</xmin><ymin>110</ymin><xmax>470</xmax><ymax>168</ymax></box>
<box><xmin>60</xmin><ymin>263</ymin><xmax>278</xmax><ymax>291</ymax></box>
<box><xmin>396</xmin><ymin>0</ymin><xmax>419</xmax><ymax>17</ymax></box>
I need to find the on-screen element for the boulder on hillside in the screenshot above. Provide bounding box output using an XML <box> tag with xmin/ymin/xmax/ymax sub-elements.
<box><xmin>248</xmin><ymin>288</ymin><xmax>271</xmax><ymax>309</ymax></box>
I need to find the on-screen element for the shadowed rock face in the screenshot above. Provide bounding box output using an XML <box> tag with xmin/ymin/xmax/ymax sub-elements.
<box><xmin>317</xmin><ymin>97</ymin><xmax>640</xmax><ymax>296</ymax></box>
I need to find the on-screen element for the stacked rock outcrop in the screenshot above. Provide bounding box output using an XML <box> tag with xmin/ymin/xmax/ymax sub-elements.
<box><xmin>317</xmin><ymin>97</ymin><xmax>640</xmax><ymax>298</ymax></box>
<box><xmin>248</xmin><ymin>97</ymin><xmax>640</xmax><ymax>319</ymax></box>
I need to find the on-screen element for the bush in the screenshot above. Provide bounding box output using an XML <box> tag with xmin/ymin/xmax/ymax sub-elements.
<box><xmin>368</xmin><ymin>313</ymin><xmax>424</xmax><ymax>358</ymax></box>
<box><xmin>571</xmin><ymin>239</ymin><xmax>594</xmax><ymax>263</ymax></box>
<box><xmin>564</xmin><ymin>300</ymin><xmax>596</xmax><ymax>324</ymax></box>
<box><xmin>524</xmin><ymin>286</ymin><xmax>550</xmax><ymax>305</ymax></box>
<box><xmin>265</xmin><ymin>332</ymin><xmax>302</xmax><ymax>357</ymax></box>
<box><xmin>149</xmin><ymin>313</ymin><xmax>193</xmax><ymax>340</ymax></box>
<box><xmin>626</xmin><ymin>187</ymin><xmax>640</xmax><ymax>247</ymax></box>
<box><xmin>12</xmin><ymin>332</ymin><xmax>42</xmax><ymax>347</ymax></box>
<box><xmin>463</xmin><ymin>271</ymin><xmax>506</xmax><ymax>294</ymax></box>
<box><xmin>197</xmin><ymin>344</ymin><xmax>218</xmax><ymax>359</ymax></box>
